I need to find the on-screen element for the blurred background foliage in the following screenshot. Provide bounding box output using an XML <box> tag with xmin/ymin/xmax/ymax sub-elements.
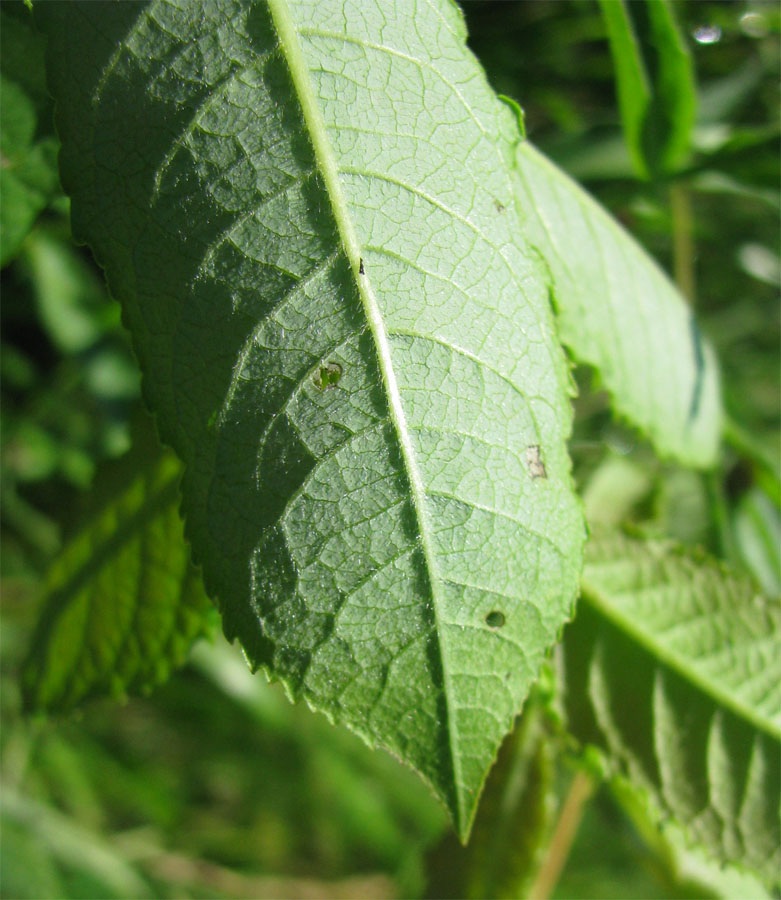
<box><xmin>1</xmin><ymin>1</ymin><xmax>778</xmax><ymax>897</ymax></box>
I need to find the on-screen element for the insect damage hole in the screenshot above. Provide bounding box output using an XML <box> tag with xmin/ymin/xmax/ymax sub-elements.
<box><xmin>525</xmin><ymin>444</ymin><xmax>547</xmax><ymax>479</ymax></box>
<box><xmin>313</xmin><ymin>362</ymin><xmax>342</xmax><ymax>390</ymax></box>
<box><xmin>485</xmin><ymin>610</ymin><xmax>505</xmax><ymax>629</ymax></box>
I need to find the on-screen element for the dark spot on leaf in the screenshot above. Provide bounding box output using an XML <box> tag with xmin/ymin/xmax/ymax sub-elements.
<box><xmin>313</xmin><ymin>362</ymin><xmax>342</xmax><ymax>390</ymax></box>
<box><xmin>485</xmin><ymin>610</ymin><xmax>505</xmax><ymax>628</ymax></box>
<box><xmin>359</xmin><ymin>257</ymin><xmax>365</xmax><ymax>275</ymax></box>
<box><xmin>525</xmin><ymin>445</ymin><xmax>546</xmax><ymax>479</ymax></box>
<box><xmin>493</xmin><ymin>198</ymin><xmax>506</xmax><ymax>213</ymax></box>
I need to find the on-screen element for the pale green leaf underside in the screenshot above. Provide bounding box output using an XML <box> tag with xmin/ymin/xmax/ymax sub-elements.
<box><xmin>514</xmin><ymin>142</ymin><xmax>721</xmax><ymax>468</ymax></box>
<box><xmin>562</xmin><ymin>531</ymin><xmax>781</xmax><ymax>884</ymax></box>
<box><xmin>22</xmin><ymin>450</ymin><xmax>212</xmax><ymax>712</ymax></box>
<box><xmin>41</xmin><ymin>0</ymin><xmax>583</xmax><ymax>835</ymax></box>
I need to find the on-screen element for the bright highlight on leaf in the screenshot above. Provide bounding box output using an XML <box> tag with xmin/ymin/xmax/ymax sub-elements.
<box><xmin>39</xmin><ymin>0</ymin><xmax>584</xmax><ymax>836</ymax></box>
<box><xmin>563</xmin><ymin>530</ymin><xmax>781</xmax><ymax>885</ymax></box>
<box><xmin>513</xmin><ymin>142</ymin><xmax>721</xmax><ymax>468</ymax></box>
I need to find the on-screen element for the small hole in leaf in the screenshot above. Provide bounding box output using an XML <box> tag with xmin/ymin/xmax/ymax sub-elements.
<box><xmin>485</xmin><ymin>610</ymin><xmax>505</xmax><ymax>628</ymax></box>
<box><xmin>313</xmin><ymin>362</ymin><xmax>342</xmax><ymax>390</ymax></box>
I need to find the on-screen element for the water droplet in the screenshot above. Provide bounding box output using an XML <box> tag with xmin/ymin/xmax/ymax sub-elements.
<box><xmin>692</xmin><ymin>24</ymin><xmax>721</xmax><ymax>44</ymax></box>
<box><xmin>740</xmin><ymin>11</ymin><xmax>768</xmax><ymax>38</ymax></box>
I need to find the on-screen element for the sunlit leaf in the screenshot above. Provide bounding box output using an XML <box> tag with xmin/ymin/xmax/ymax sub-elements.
<box><xmin>513</xmin><ymin>142</ymin><xmax>721</xmax><ymax>467</ymax></box>
<box><xmin>38</xmin><ymin>0</ymin><xmax>584</xmax><ymax>836</ymax></box>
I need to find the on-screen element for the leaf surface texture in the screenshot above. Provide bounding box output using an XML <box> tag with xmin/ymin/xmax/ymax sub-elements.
<box><xmin>514</xmin><ymin>142</ymin><xmax>721</xmax><ymax>467</ymax></box>
<box><xmin>563</xmin><ymin>530</ymin><xmax>781</xmax><ymax>884</ymax></box>
<box><xmin>23</xmin><ymin>446</ymin><xmax>212</xmax><ymax>712</ymax></box>
<box><xmin>39</xmin><ymin>0</ymin><xmax>584</xmax><ymax>834</ymax></box>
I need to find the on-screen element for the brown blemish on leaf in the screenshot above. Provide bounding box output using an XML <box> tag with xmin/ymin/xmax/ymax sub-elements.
<box><xmin>525</xmin><ymin>445</ymin><xmax>546</xmax><ymax>479</ymax></box>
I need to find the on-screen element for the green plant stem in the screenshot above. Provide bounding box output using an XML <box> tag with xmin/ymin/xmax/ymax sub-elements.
<box><xmin>705</xmin><ymin>469</ymin><xmax>739</xmax><ymax>563</ymax></box>
<box><xmin>670</xmin><ymin>182</ymin><xmax>695</xmax><ymax>304</ymax></box>
<box><xmin>527</xmin><ymin>769</ymin><xmax>594</xmax><ymax>900</ymax></box>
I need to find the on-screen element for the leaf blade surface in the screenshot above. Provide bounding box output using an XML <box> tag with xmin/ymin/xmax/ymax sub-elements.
<box><xmin>513</xmin><ymin>141</ymin><xmax>721</xmax><ymax>467</ymax></box>
<box><xmin>39</xmin><ymin>0</ymin><xmax>584</xmax><ymax>835</ymax></box>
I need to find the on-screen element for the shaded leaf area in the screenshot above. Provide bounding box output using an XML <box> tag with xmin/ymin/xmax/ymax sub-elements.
<box><xmin>562</xmin><ymin>530</ymin><xmax>781</xmax><ymax>885</ymax></box>
<box><xmin>0</xmin><ymin>4</ymin><xmax>60</xmax><ymax>265</ymax></box>
<box><xmin>39</xmin><ymin>0</ymin><xmax>583</xmax><ymax>835</ymax></box>
<box><xmin>22</xmin><ymin>435</ymin><xmax>213</xmax><ymax>712</ymax></box>
<box><xmin>513</xmin><ymin>142</ymin><xmax>721</xmax><ymax>468</ymax></box>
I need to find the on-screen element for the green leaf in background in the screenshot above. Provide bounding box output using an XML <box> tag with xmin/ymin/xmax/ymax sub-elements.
<box><xmin>561</xmin><ymin>530</ymin><xmax>781</xmax><ymax>886</ymax></box>
<box><xmin>598</xmin><ymin>0</ymin><xmax>696</xmax><ymax>179</ymax></box>
<box><xmin>39</xmin><ymin>0</ymin><xmax>584</xmax><ymax>836</ymax></box>
<box><xmin>22</xmin><ymin>428</ymin><xmax>213</xmax><ymax>712</ymax></box>
<box><xmin>513</xmin><ymin>142</ymin><xmax>721</xmax><ymax>467</ymax></box>
<box><xmin>1</xmin><ymin>789</ymin><xmax>152</xmax><ymax>900</ymax></box>
<box><xmin>734</xmin><ymin>487</ymin><xmax>781</xmax><ymax>596</ymax></box>
<box><xmin>606</xmin><ymin>778</ymin><xmax>773</xmax><ymax>900</ymax></box>
<box><xmin>0</xmin><ymin>6</ymin><xmax>60</xmax><ymax>265</ymax></box>
<box><xmin>22</xmin><ymin>229</ymin><xmax>121</xmax><ymax>356</ymax></box>
<box><xmin>552</xmin><ymin>779</ymin><xmax>772</xmax><ymax>900</ymax></box>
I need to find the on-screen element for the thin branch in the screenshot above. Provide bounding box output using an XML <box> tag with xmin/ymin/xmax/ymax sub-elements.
<box><xmin>527</xmin><ymin>769</ymin><xmax>594</xmax><ymax>900</ymax></box>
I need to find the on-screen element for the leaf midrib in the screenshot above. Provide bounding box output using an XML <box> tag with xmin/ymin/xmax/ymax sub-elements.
<box><xmin>580</xmin><ymin>568</ymin><xmax>781</xmax><ymax>741</ymax></box>
<box><xmin>266</xmin><ymin>0</ymin><xmax>461</xmax><ymax>818</ymax></box>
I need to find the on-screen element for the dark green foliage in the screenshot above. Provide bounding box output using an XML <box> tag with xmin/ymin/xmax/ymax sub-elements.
<box><xmin>2</xmin><ymin>1</ymin><xmax>778</xmax><ymax>897</ymax></box>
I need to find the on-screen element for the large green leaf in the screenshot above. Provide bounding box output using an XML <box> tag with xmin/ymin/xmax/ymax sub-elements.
<box><xmin>22</xmin><ymin>433</ymin><xmax>213</xmax><ymax>712</ymax></box>
<box><xmin>513</xmin><ymin>141</ymin><xmax>721</xmax><ymax>467</ymax></box>
<box><xmin>39</xmin><ymin>0</ymin><xmax>584</xmax><ymax>835</ymax></box>
<box><xmin>561</xmin><ymin>530</ymin><xmax>781</xmax><ymax>885</ymax></box>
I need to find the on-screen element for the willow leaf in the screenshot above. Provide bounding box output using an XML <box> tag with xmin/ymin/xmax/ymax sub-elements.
<box><xmin>38</xmin><ymin>0</ymin><xmax>584</xmax><ymax>836</ymax></box>
<box><xmin>513</xmin><ymin>141</ymin><xmax>721</xmax><ymax>467</ymax></box>
<box><xmin>562</xmin><ymin>530</ymin><xmax>781</xmax><ymax>885</ymax></box>
<box><xmin>22</xmin><ymin>442</ymin><xmax>212</xmax><ymax>712</ymax></box>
